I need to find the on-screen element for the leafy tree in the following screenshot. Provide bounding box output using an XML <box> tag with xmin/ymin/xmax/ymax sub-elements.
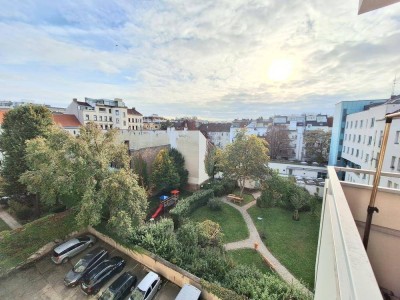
<box><xmin>304</xmin><ymin>129</ymin><xmax>331</xmax><ymax>164</ymax></box>
<box><xmin>21</xmin><ymin>123</ymin><xmax>148</xmax><ymax>238</ymax></box>
<box><xmin>151</xmin><ymin>149</ymin><xmax>180</xmax><ymax>193</ymax></box>
<box><xmin>290</xmin><ymin>190</ymin><xmax>309</xmax><ymax>221</ymax></box>
<box><xmin>220</xmin><ymin>129</ymin><xmax>270</xmax><ymax>196</ymax></box>
<box><xmin>169</xmin><ymin>148</ymin><xmax>188</xmax><ymax>189</ymax></box>
<box><xmin>132</xmin><ymin>154</ymin><xmax>149</xmax><ymax>190</ymax></box>
<box><xmin>204</xmin><ymin>144</ymin><xmax>222</xmax><ymax>180</ymax></box>
<box><xmin>0</xmin><ymin>105</ymin><xmax>53</xmax><ymax>197</ymax></box>
<box><xmin>264</xmin><ymin>125</ymin><xmax>291</xmax><ymax>160</ymax></box>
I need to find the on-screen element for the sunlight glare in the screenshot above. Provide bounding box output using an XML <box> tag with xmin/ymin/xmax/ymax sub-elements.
<box><xmin>267</xmin><ymin>59</ymin><xmax>293</xmax><ymax>81</ymax></box>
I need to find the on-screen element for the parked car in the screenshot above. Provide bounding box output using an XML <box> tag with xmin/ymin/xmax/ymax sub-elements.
<box><xmin>51</xmin><ymin>235</ymin><xmax>96</xmax><ymax>264</ymax></box>
<box><xmin>64</xmin><ymin>247</ymin><xmax>109</xmax><ymax>287</ymax></box>
<box><xmin>99</xmin><ymin>271</ymin><xmax>137</xmax><ymax>300</ymax></box>
<box><xmin>129</xmin><ymin>271</ymin><xmax>162</xmax><ymax>300</ymax></box>
<box><xmin>81</xmin><ymin>256</ymin><xmax>126</xmax><ymax>295</ymax></box>
<box><xmin>175</xmin><ymin>284</ymin><xmax>201</xmax><ymax>300</ymax></box>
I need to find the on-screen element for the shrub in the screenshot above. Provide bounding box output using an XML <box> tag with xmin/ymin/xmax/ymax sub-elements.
<box><xmin>207</xmin><ymin>197</ymin><xmax>222</xmax><ymax>211</ymax></box>
<box><xmin>51</xmin><ymin>204</ymin><xmax>67</xmax><ymax>213</ymax></box>
<box><xmin>8</xmin><ymin>200</ymin><xmax>33</xmax><ymax>220</ymax></box>
<box><xmin>201</xmin><ymin>280</ymin><xmax>246</xmax><ymax>300</ymax></box>
<box><xmin>170</xmin><ymin>189</ymin><xmax>214</xmax><ymax>226</ymax></box>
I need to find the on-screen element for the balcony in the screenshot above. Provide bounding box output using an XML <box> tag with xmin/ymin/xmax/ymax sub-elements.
<box><xmin>315</xmin><ymin>166</ymin><xmax>400</xmax><ymax>299</ymax></box>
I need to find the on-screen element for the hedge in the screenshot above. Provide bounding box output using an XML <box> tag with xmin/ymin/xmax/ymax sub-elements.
<box><xmin>201</xmin><ymin>280</ymin><xmax>246</xmax><ymax>300</ymax></box>
<box><xmin>170</xmin><ymin>189</ymin><xmax>214</xmax><ymax>226</ymax></box>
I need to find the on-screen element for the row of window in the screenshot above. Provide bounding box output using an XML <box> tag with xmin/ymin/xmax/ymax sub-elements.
<box><xmin>387</xmin><ymin>181</ymin><xmax>400</xmax><ymax>189</ymax></box>
<box><xmin>346</xmin><ymin>117</ymin><xmax>375</xmax><ymax>129</ymax></box>
<box><xmin>344</xmin><ymin>130</ymin><xmax>400</xmax><ymax>146</ymax></box>
<box><xmin>85</xmin><ymin>114</ymin><xmax>142</xmax><ymax>123</ymax></box>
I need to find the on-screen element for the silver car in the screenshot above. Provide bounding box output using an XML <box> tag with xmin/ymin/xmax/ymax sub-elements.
<box><xmin>129</xmin><ymin>271</ymin><xmax>162</xmax><ymax>300</ymax></box>
<box><xmin>51</xmin><ymin>234</ymin><xmax>96</xmax><ymax>264</ymax></box>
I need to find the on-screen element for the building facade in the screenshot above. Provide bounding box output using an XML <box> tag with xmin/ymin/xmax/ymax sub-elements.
<box><xmin>66</xmin><ymin>98</ymin><xmax>143</xmax><ymax>130</ymax></box>
<box><xmin>199</xmin><ymin>123</ymin><xmax>231</xmax><ymax>148</ymax></box>
<box><xmin>341</xmin><ymin>96</ymin><xmax>400</xmax><ymax>189</ymax></box>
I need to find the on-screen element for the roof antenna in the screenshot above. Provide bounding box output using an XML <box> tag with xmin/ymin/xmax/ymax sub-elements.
<box><xmin>391</xmin><ymin>74</ymin><xmax>397</xmax><ymax>96</ymax></box>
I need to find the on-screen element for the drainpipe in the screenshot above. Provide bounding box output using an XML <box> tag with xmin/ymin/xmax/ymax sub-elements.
<box><xmin>363</xmin><ymin>111</ymin><xmax>400</xmax><ymax>249</ymax></box>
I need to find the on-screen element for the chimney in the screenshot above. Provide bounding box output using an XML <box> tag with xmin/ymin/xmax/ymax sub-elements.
<box><xmin>73</xmin><ymin>98</ymin><xmax>77</xmax><ymax>102</ymax></box>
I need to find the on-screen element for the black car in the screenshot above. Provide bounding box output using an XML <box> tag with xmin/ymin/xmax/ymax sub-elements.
<box><xmin>99</xmin><ymin>271</ymin><xmax>137</xmax><ymax>300</ymax></box>
<box><xmin>64</xmin><ymin>247</ymin><xmax>109</xmax><ymax>287</ymax></box>
<box><xmin>81</xmin><ymin>256</ymin><xmax>126</xmax><ymax>295</ymax></box>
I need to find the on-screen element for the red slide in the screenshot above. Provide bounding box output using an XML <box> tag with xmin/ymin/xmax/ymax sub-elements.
<box><xmin>150</xmin><ymin>203</ymin><xmax>164</xmax><ymax>220</ymax></box>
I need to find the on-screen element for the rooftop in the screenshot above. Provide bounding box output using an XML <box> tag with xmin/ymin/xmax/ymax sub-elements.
<box><xmin>52</xmin><ymin>114</ymin><xmax>81</xmax><ymax>128</ymax></box>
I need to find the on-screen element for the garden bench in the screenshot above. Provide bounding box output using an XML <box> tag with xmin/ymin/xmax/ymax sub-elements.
<box><xmin>227</xmin><ymin>194</ymin><xmax>243</xmax><ymax>204</ymax></box>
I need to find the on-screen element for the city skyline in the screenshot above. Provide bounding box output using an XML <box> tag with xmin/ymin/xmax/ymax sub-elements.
<box><xmin>1</xmin><ymin>1</ymin><xmax>400</xmax><ymax>120</ymax></box>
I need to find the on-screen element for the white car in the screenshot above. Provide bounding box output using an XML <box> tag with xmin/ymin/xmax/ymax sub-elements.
<box><xmin>129</xmin><ymin>271</ymin><xmax>162</xmax><ymax>300</ymax></box>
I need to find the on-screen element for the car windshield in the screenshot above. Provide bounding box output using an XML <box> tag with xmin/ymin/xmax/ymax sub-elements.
<box><xmin>77</xmin><ymin>236</ymin><xmax>90</xmax><ymax>242</ymax></box>
<box><xmin>130</xmin><ymin>288</ymin><xmax>145</xmax><ymax>300</ymax></box>
<box><xmin>99</xmin><ymin>289</ymin><xmax>115</xmax><ymax>300</ymax></box>
<box><xmin>73</xmin><ymin>258</ymin><xmax>88</xmax><ymax>273</ymax></box>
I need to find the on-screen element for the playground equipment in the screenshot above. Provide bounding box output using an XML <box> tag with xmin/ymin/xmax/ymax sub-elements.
<box><xmin>150</xmin><ymin>190</ymin><xmax>180</xmax><ymax>221</ymax></box>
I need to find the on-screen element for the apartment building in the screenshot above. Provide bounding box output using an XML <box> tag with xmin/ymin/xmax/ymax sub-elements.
<box><xmin>66</xmin><ymin>98</ymin><xmax>143</xmax><ymax>130</ymax></box>
<box><xmin>143</xmin><ymin>114</ymin><xmax>168</xmax><ymax>130</ymax></box>
<box><xmin>341</xmin><ymin>96</ymin><xmax>400</xmax><ymax>189</ymax></box>
<box><xmin>199</xmin><ymin>123</ymin><xmax>231</xmax><ymax>148</ymax></box>
<box><xmin>52</xmin><ymin>114</ymin><xmax>81</xmax><ymax>136</ymax></box>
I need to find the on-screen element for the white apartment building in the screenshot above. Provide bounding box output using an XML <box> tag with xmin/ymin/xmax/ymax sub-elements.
<box><xmin>199</xmin><ymin>123</ymin><xmax>231</xmax><ymax>148</ymax></box>
<box><xmin>66</xmin><ymin>98</ymin><xmax>143</xmax><ymax>130</ymax></box>
<box><xmin>342</xmin><ymin>96</ymin><xmax>400</xmax><ymax>189</ymax></box>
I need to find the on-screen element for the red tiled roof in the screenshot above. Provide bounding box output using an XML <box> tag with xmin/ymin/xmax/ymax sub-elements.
<box><xmin>127</xmin><ymin>107</ymin><xmax>143</xmax><ymax>116</ymax></box>
<box><xmin>0</xmin><ymin>110</ymin><xmax>9</xmax><ymax>124</ymax></box>
<box><xmin>52</xmin><ymin>114</ymin><xmax>81</xmax><ymax>127</ymax></box>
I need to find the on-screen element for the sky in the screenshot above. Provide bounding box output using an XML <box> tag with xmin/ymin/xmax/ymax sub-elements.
<box><xmin>1</xmin><ymin>1</ymin><xmax>400</xmax><ymax>120</ymax></box>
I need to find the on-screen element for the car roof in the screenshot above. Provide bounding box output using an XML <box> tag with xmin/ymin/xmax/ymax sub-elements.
<box><xmin>109</xmin><ymin>272</ymin><xmax>135</xmax><ymax>291</ymax></box>
<box><xmin>137</xmin><ymin>272</ymin><xmax>160</xmax><ymax>291</ymax></box>
<box><xmin>81</xmin><ymin>247</ymin><xmax>106</xmax><ymax>260</ymax></box>
<box><xmin>175</xmin><ymin>284</ymin><xmax>201</xmax><ymax>300</ymax></box>
<box><xmin>54</xmin><ymin>238</ymin><xmax>80</xmax><ymax>253</ymax></box>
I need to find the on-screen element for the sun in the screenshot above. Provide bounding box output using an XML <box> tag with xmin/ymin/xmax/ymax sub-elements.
<box><xmin>267</xmin><ymin>59</ymin><xmax>293</xmax><ymax>81</ymax></box>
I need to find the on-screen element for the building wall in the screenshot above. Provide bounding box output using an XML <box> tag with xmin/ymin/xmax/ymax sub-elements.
<box><xmin>328</xmin><ymin>99</ymin><xmax>386</xmax><ymax>166</ymax></box>
<box><xmin>207</xmin><ymin>131</ymin><xmax>230</xmax><ymax>148</ymax></box>
<box><xmin>269</xmin><ymin>162</ymin><xmax>327</xmax><ymax>179</ymax></box>
<box><xmin>119</xmin><ymin>129</ymin><xmax>209</xmax><ymax>187</ymax></box>
<box><xmin>342</xmin><ymin>102</ymin><xmax>400</xmax><ymax>189</ymax></box>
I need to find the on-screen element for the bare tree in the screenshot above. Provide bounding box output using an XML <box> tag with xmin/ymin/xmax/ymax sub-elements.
<box><xmin>264</xmin><ymin>125</ymin><xmax>291</xmax><ymax>160</ymax></box>
<box><xmin>304</xmin><ymin>129</ymin><xmax>331</xmax><ymax>164</ymax></box>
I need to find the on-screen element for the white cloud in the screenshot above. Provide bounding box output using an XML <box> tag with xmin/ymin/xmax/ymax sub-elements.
<box><xmin>0</xmin><ymin>0</ymin><xmax>400</xmax><ymax>119</ymax></box>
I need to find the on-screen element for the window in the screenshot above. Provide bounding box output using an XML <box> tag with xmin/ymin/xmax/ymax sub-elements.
<box><xmin>355</xmin><ymin>120</ymin><xmax>358</xmax><ymax>128</ymax></box>
<box><xmin>356</xmin><ymin>149</ymin><xmax>359</xmax><ymax>157</ymax></box>
<box><xmin>346</xmin><ymin>121</ymin><xmax>349</xmax><ymax>129</ymax></box>
<box><xmin>343</xmin><ymin>146</ymin><xmax>346</xmax><ymax>153</ymax></box>
<box><xmin>394</xmin><ymin>183</ymin><xmax>399</xmax><ymax>189</ymax></box>
<box><xmin>351</xmin><ymin>148</ymin><xmax>354</xmax><ymax>155</ymax></box>
<box><xmin>368</xmin><ymin>136</ymin><xmax>372</xmax><ymax>145</ymax></box>
<box><xmin>99</xmin><ymin>108</ymin><xmax>106</xmax><ymax>113</ymax></box>
<box><xmin>365</xmin><ymin>153</ymin><xmax>369</xmax><ymax>163</ymax></box>
<box><xmin>128</xmin><ymin>118</ymin><xmax>131</xmax><ymax>122</ymax></box>
<box><xmin>398</xmin><ymin>158</ymin><xmax>400</xmax><ymax>171</ymax></box>
<box><xmin>85</xmin><ymin>114</ymin><xmax>89</xmax><ymax>121</ymax></box>
<box><xmin>349</xmin><ymin>134</ymin><xmax>351</xmax><ymax>141</ymax></box>
<box><xmin>93</xmin><ymin>115</ymin><xmax>97</xmax><ymax>121</ymax></box>
<box><xmin>358</xmin><ymin>135</ymin><xmax>361</xmax><ymax>143</ymax></box>
<box><xmin>388</xmin><ymin>181</ymin><xmax>393</xmax><ymax>188</ymax></box>
<box><xmin>360</xmin><ymin>120</ymin><xmax>363</xmax><ymax>128</ymax></box>
<box><xmin>123</xmin><ymin>112</ymin><xmax>126</xmax><ymax>117</ymax></box>
<box><xmin>345</xmin><ymin>134</ymin><xmax>347</xmax><ymax>140</ymax></box>
<box><xmin>99</xmin><ymin>116</ymin><xmax>102</xmax><ymax>121</ymax></box>
<box><xmin>116</xmin><ymin>118</ymin><xmax>120</xmax><ymax>124</ymax></box>
<box><xmin>109</xmin><ymin>109</ymin><xmax>111</xmax><ymax>113</ymax></box>
<box><xmin>363</xmin><ymin>135</ymin><xmax>366</xmax><ymax>144</ymax></box>
<box><xmin>353</xmin><ymin>135</ymin><xmax>356</xmax><ymax>142</ymax></box>
<box><xmin>110</xmin><ymin>117</ymin><xmax>112</xmax><ymax>121</ymax></box>
<box><xmin>391</xmin><ymin>156</ymin><xmax>396</xmax><ymax>168</ymax></box>
<box><xmin>396</xmin><ymin>131</ymin><xmax>400</xmax><ymax>144</ymax></box>
<box><xmin>115</xmin><ymin>110</ymin><xmax>119</xmax><ymax>116</ymax></box>
<box><xmin>123</xmin><ymin>121</ymin><xmax>126</xmax><ymax>126</ymax></box>
<box><xmin>350</xmin><ymin>121</ymin><xmax>353</xmax><ymax>128</ymax></box>
<box><xmin>371</xmin><ymin>118</ymin><xmax>375</xmax><ymax>128</ymax></box>
<box><xmin>378</xmin><ymin>131</ymin><xmax>383</xmax><ymax>147</ymax></box>
<box><xmin>347</xmin><ymin>147</ymin><xmax>349</xmax><ymax>154</ymax></box>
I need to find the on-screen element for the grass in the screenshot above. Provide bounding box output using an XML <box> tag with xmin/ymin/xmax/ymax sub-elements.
<box><xmin>189</xmin><ymin>201</ymin><xmax>249</xmax><ymax>243</ymax></box>
<box><xmin>0</xmin><ymin>209</ymin><xmax>83</xmax><ymax>276</ymax></box>
<box><xmin>248</xmin><ymin>204</ymin><xmax>321</xmax><ymax>289</ymax></box>
<box><xmin>0</xmin><ymin>218</ymin><xmax>10</xmax><ymax>232</ymax></box>
<box><xmin>228</xmin><ymin>249</ymin><xmax>274</xmax><ymax>274</ymax></box>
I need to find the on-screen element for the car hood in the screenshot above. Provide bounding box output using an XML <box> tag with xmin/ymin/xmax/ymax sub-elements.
<box><xmin>64</xmin><ymin>269</ymin><xmax>82</xmax><ymax>283</ymax></box>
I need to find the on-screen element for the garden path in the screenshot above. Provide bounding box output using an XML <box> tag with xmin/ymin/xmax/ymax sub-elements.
<box><xmin>0</xmin><ymin>207</ymin><xmax>22</xmax><ymax>230</ymax></box>
<box><xmin>223</xmin><ymin>191</ymin><xmax>311</xmax><ymax>294</ymax></box>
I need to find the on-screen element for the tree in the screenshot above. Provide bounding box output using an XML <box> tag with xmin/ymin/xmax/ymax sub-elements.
<box><xmin>264</xmin><ymin>125</ymin><xmax>291</xmax><ymax>160</ymax></box>
<box><xmin>21</xmin><ymin>123</ymin><xmax>148</xmax><ymax>238</ymax></box>
<box><xmin>304</xmin><ymin>129</ymin><xmax>331</xmax><ymax>164</ymax></box>
<box><xmin>204</xmin><ymin>144</ymin><xmax>221</xmax><ymax>180</ymax></box>
<box><xmin>132</xmin><ymin>154</ymin><xmax>149</xmax><ymax>190</ymax></box>
<box><xmin>220</xmin><ymin>129</ymin><xmax>270</xmax><ymax>196</ymax></box>
<box><xmin>0</xmin><ymin>105</ymin><xmax>53</xmax><ymax>197</ymax></box>
<box><xmin>151</xmin><ymin>149</ymin><xmax>180</xmax><ymax>193</ymax></box>
<box><xmin>169</xmin><ymin>148</ymin><xmax>189</xmax><ymax>189</ymax></box>
<box><xmin>290</xmin><ymin>190</ymin><xmax>309</xmax><ymax>221</ymax></box>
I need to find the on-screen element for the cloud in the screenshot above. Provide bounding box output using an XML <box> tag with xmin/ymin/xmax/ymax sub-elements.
<box><xmin>0</xmin><ymin>0</ymin><xmax>400</xmax><ymax>119</ymax></box>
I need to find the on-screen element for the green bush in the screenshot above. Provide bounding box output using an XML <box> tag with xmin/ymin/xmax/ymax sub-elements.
<box><xmin>9</xmin><ymin>200</ymin><xmax>33</xmax><ymax>220</ymax></box>
<box><xmin>170</xmin><ymin>189</ymin><xmax>214</xmax><ymax>226</ymax></box>
<box><xmin>201</xmin><ymin>280</ymin><xmax>246</xmax><ymax>300</ymax></box>
<box><xmin>210</xmin><ymin>180</ymin><xmax>236</xmax><ymax>196</ymax></box>
<box><xmin>207</xmin><ymin>197</ymin><xmax>222</xmax><ymax>211</ymax></box>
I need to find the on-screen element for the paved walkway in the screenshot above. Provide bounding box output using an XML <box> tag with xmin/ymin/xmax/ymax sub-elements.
<box><xmin>0</xmin><ymin>207</ymin><xmax>22</xmax><ymax>230</ymax></box>
<box><xmin>223</xmin><ymin>191</ymin><xmax>311</xmax><ymax>294</ymax></box>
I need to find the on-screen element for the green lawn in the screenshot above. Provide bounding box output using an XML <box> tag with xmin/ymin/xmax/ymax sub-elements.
<box><xmin>231</xmin><ymin>189</ymin><xmax>255</xmax><ymax>206</ymax></box>
<box><xmin>228</xmin><ymin>249</ymin><xmax>274</xmax><ymax>274</ymax></box>
<box><xmin>248</xmin><ymin>205</ymin><xmax>321</xmax><ymax>289</ymax></box>
<box><xmin>189</xmin><ymin>202</ymin><xmax>249</xmax><ymax>243</ymax></box>
<box><xmin>0</xmin><ymin>209</ymin><xmax>82</xmax><ymax>276</ymax></box>
<box><xmin>0</xmin><ymin>218</ymin><xmax>10</xmax><ymax>232</ymax></box>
